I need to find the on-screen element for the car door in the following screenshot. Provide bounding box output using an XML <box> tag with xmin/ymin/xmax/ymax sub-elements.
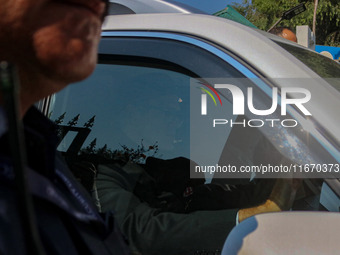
<box><xmin>47</xmin><ymin>31</ymin><xmax>340</xmax><ymax>254</ymax></box>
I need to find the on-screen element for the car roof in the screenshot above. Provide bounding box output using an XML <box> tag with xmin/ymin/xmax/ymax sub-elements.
<box><xmin>109</xmin><ymin>0</ymin><xmax>206</xmax><ymax>14</ymax></box>
<box><xmin>102</xmin><ymin>13</ymin><xmax>319</xmax><ymax>79</ymax></box>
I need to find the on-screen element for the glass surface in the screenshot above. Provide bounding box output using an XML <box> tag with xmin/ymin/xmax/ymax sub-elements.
<box><xmin>48</xmin><ymin>54</ymin><xmax>338</xmax><ymax>255</ymax></box>
<box><xmin>50</xmin><ymin>64</ymin><xmax>192</xmax><ymax>161</ymax></box>
<box><xmin>277</xmin><ymin>42</ymin><xmax>340</xmax><ymax>90</ymax></box>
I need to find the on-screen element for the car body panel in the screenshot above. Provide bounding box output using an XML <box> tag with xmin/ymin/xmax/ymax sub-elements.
<box><xmin>109</xmin><ymin>0</ymin><xmax>206</xmax><ymax>14</ymax></box>
<box><xmin>45</xmin><ymin>12</ymin><xmax>340</xmax><ymax>255</ymax></box>
<box><xmin>222</xmin><ymin>212</ymin><xmax>340</xmax><ymax>255</ymax></box>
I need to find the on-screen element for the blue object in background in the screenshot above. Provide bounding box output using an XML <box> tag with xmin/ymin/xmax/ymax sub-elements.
<box><xmin>315</xmin><ymin>45</ymin><xmax>340</xmax><ymax>60</ymax></box>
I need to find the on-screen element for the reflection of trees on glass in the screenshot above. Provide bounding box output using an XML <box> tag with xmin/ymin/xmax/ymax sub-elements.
<box><xmin>278</xmin><ymin>42</ymin><xmax>340</xmax><ymax>80</ymax></box>
<box><xmin>54</xmin><ymin>113</ymin><xmax>158</xmax><ymax>164</ymax></box>
<box><xmin>67</xmin><ymin>114</ymin><xmax>80</xmax><ymax>127</ymax></box>
<box><xmin>80</xmin><ymin>139</ymin><xmax>159</xmax><ymax>164</ymax></box>
<box><xmin>84</xmin><ymin>116</ymin><xmax>95</xmax><ymax>128</ymax></box>
<box><xmin>83</xmin><ymin>138</ymin><xmax>97</xmax><ymax>154</ymax></box>
<box><xmin>54</xmin><ymin>112</ymin><xmax>66</xmax><ymax>138</ymax></box>
<box><xmin>54</xmin><ymin>112</ymin><xmax>66</xmax><ymax>125</ymax></box>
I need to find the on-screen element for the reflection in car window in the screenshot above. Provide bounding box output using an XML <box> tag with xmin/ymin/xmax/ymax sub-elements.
<box><xmin>50</xmin><ymin>63</ymin><xmax>195</xmax><ymax>161</ymax></box>
<box><xmin>49</xmin><ymin>63</ymin><xmax>247</xmax><ymax>254</ymax></box>
<box><xmin>48</xmin><ymin>58</ymin><xmax>333</xmax><ymax>254</ymax></box>
<box><xmin>277</xmin><ymin>42</ymin><xmax>340</xmax><ymax>90</ymax></box>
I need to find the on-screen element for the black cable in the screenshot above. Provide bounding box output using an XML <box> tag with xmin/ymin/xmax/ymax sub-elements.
<box><xmin>0</xmin><ymin>62</ymin><xmax>46</xmax><ymax>255</ymax></box>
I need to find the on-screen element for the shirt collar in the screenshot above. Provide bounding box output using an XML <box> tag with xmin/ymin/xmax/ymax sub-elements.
<box><xmin>0</xmin><ymin>106</ymin><xmax>58</xmax><ymax>177</ymax></box>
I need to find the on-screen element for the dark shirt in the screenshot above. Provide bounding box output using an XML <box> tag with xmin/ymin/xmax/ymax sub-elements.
<box><xmin>0</xmin><ymin>107</ymin><xmax>129</xmax><ymax>255</ymax></box>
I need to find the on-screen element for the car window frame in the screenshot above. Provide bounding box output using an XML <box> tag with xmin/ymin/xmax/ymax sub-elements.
<box><xmin>97</xmin><ymin>31</ymin><xmax>340</xmax><ymax>167</ymax></box>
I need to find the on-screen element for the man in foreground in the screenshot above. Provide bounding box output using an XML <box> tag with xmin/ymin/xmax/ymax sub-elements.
<box><xmin>0</xmin><ymin>0</ymin><xmax>129</xmax><ymax>254</ymax></box>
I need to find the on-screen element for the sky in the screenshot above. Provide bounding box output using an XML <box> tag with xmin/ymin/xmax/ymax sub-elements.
<box><xmin>174</xmin><ymin>0</ymin><xmax>244</xmax><ymax>14</ymax></box>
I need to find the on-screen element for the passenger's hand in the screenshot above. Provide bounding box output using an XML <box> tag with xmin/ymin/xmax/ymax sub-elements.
<box><xmin>268</xmin><ymin>178</ymin><xmax>302</xmax><ymax>210</ymax></box>
<box><xmin>238</xmin><ymin>178</ymin><xmax>302</xmax><ymax>223</ymax></box>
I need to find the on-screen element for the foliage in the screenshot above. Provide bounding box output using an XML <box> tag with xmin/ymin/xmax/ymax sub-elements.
<box><xmin>325</xmin><ymin>30</ymin><xmax>340</xmax><ymax>47</ymax></box>
<box><xmin>80</xmin><ymin>140</ymin><xmax>159</xmax><ymax>164</ymax></box>
<box><xmin>232</xmin><ymin>0</ymin><xmax>340</xmax><ymax>45</ymax></box>
<box><xmin>55</xmin><ymin>113</ymin><xmax>159</xmax><ymax>164</ymax></box>
<box><xmin>67</xmin><ymin>114</ymin><xmax>80</xmax><ymax>127</ymax></box>
<box><xmin>54</xmin><ymin>112</ymin><xmax>66</xmax><ymax>125</ymax></box>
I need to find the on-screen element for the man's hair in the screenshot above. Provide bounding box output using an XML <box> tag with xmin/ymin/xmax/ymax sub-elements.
<box><xmin>269</xmin><ymin>27</ymin><xmax>294</xmax><ymax>36</ymax></box>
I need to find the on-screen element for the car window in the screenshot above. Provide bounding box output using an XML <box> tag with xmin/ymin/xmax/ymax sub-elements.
<box><xmin>277</xmin><ymin>42</ymin><xmax>340</xmax><ymax>90</ymax></box>
<box><xmin>51</xmin><ymin>63</ymin><xmax>195</xmax><ymax>161</ymax></box>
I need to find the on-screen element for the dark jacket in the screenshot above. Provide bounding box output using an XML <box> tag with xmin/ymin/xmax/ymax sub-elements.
<box><xmin>0</xmin><ymin>107</ymin><xmax>129</xmax><ymax>255</ymax></box>
<box><xmin>97</xmin><ymin>161</ymin><xmax>238</xmax><ymax>255</ymax></box>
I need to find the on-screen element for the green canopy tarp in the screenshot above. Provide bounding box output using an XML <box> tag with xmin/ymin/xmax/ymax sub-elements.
<box><xmin>214</xmin><ymin>5</ymin><xmax>257</xmax><ymax>29</ymax></box>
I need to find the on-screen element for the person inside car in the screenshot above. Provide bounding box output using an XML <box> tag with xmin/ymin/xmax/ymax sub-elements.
<box><xmin>96</xmin><ymin>126</ymin><xmax>301</xmax><ymax>254</ymax></box>
<box><xmin>270</xmin><ymin>27</ymin><xmax>298</xmax><ymax>43</ymax></box>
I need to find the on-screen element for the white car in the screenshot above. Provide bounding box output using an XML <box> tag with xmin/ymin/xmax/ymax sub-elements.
<box><xmin>41</xmin><ymin>10</ymin><xmax>340</xmax><ymax>255</ymax></box>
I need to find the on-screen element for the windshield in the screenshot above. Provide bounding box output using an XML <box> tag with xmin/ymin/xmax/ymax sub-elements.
<box><xmin>277</xmin><ymin>42</ymin><xmax>340</xmax><ymax>91</ymax></box>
